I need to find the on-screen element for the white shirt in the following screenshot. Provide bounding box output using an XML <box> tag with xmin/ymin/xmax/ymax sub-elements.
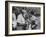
<box><xmin>17</xmin><ymin>14</ymin><xmax>25</xmax><ymax>24</ymax></box>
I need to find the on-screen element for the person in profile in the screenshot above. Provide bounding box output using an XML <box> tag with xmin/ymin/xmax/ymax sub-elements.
<box><xmin>22</xmin><ymin>10</ymin><xmax>29</xmax><ymax>30</ymax></box>
<box><xmin>16</xmin><ymin>10</ymin><xmax>27</xmax><ymax>30</ymax></box>
<box><xmin>30</xmin><ymin>10</ymin><xmax>37</xmax><ymax>30</ymax></box>
<box><xmin>35</xmin><ymin>14</ymin><xmax>40</xmax><ymax>29</ymax></box>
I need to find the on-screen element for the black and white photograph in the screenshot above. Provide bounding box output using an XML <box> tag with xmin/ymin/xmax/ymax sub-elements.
<box><xmin>12</xmin><ymin>6</ymin><xmax>40</xmax><ymax>30</ymax></box>
<box><xmin>5</xmin><ymin>1</ymin><xmax>45</xmax><ymax>36</ymax></box>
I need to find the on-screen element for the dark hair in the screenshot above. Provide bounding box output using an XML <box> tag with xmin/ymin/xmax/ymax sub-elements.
<box><xmin>35</xmin><ymin>14</ymin><xmax>40</xmax><ymax>17</ymax></box>
<box><xmin>20</xmin><ymin>10</ymin><xmax>24</xmax><ymax>15</ymax></box>
<box><xmin>31</xmin><ymin>20</ymin><xmax>35</xmax><ymax>25</ymax></box>
<box><xmin>30</xmin><ymin>10</ymin><xmax>34</xmax><ymax>15</ymax></box>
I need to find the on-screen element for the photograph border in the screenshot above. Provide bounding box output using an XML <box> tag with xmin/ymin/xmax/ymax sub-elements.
<box><xmin>5</xmin><ymin>1</ymin><xmax>45</xmax><ymax>36</ymax></box>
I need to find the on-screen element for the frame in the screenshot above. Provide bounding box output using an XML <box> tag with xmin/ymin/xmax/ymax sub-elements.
<box><xmin>5</xmin><ymin>1</ymin><xmax>45</xmax><ymax>36</ymax></box>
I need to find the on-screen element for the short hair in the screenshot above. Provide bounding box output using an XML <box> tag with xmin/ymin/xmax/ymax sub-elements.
<box><xmin>30</xmin><ymin>10</ymin><xmax>34</xmax><ymax>15</ymax></box>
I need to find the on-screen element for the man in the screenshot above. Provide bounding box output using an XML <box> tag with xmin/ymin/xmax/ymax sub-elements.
<box><xmin>22</xmin><ymin>10</ymin><xmax>29</xmax><ymax>30</ymax></box>
<box><xmin>35</xmin><ymin>14</ymin><xmax>40</xmax><ymax>29</ymax></box>
<box><xmin>16</xmin><ymin>10</ymin><xmax>27</xmax><ymax>30</ymax></box>
<box><xmin>30</xmin><ymin>10</ymin><xmax>37</xmax><ymax>30</ymax></box>
<box><xmin>22</xmin><ymin>10</ymin><xmax>32</xmax><ymax>30</ymax></box>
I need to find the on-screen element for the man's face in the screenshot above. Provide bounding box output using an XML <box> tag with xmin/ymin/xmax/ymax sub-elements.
<box><xmin>22</xmin><ymin>10</ymin><xmax>27</xmax><ymax>14</ymax></box>
<box><xmin>22</xmin><ymin>10</ymin><xmax>27</xmax><ymax>17</ymax></box>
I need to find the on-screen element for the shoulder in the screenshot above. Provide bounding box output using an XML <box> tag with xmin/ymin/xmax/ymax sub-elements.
<box><xmin>18</xmin><ymin>14</ymin><xmax>22</xmax><ymax>17</ymax></box>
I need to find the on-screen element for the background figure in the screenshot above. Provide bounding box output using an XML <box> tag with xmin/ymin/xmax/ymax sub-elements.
<box><xmin>35</xmin><ymin>14</ymin><xmax>40</xmax><ymax>29</ymax></box>
<box><xmin>12</xmin><ymin>13</ymin><xmax>17</xmax><ymax>30</ymax></box>
<box><xmin>30</xmin><ymin>10</ymin><xmax>38</xmax><ymax>30</ymax></box>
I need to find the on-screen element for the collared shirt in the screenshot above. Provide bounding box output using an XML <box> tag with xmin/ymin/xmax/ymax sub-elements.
<box><xmin>17</xmin><ymin>14</ymin><xmax>25</xmax><ymax>24</ymax></box>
